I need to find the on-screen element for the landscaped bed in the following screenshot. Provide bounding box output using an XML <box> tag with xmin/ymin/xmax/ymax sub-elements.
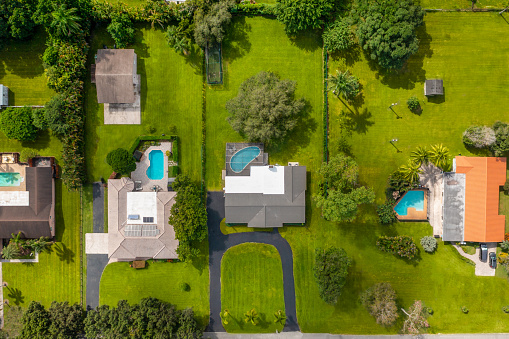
<box><xmin>221</xmin><ymin>243</ymin><xmax>285</xmax><ymax>333</ymax></box>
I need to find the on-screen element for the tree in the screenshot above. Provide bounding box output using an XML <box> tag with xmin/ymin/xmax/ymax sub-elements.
<box><xmin>420</xmin><ymin>236</ymin><xmax>437</xmax><ymax>253</ymax></box>
<box><xmin>194</xmin><ymin>0</ymin><xmax>234</xmax><ymax>48</ymax></box>
<box><xmin>2</xmin><ymin>242</ymin><xmax>21</xmax><ymax>260</ymax></box>
<box><xmin>44</xmin><ymin>94</ymin><xmax>69</xmax><ymax>135</ymax></box>
<box><xmin>50</xmin><ymin>3</ymin><xmax>81</xmax><ymax>38</ymax></box>
<box><xmin>244</xmin><ymin>308</ymin><xmax>259</xmax><ymax>325</ymax></box>
<box><xmin>107</xmin><ymin>14</ymin><xmax>135</xmax><ymax>49</ymax></box>
<box><xmin>167</xmin><ymin>25</ymin><xmax>190</xmax><ymax>55</ymax></box>
<box><xmin>323</xmin><ymin>18</ymin><xmax>355</xmax><ymax>53</ymax></box>
<box><xmin>226</xmin><ymin>71</ymin><xmax>305</xmax><ymax>144</ymax></box>
<box><xmin>402</xmin><ymin>300</ymin><xmax>430</xmax><ymax>334</ymax></box>
<box><xmin>168</xmin><ymin>175</ymin><xmax>208</xmax><ymax>262</ymax></box>
<box><xmin>0</xmin><ymin>107</ymin><xmax>39</xmax><ymax>142</ymax></box>
<box><xmin>356</xmin><ymin>0</ymin><xmax>425</xmax><ymax>69</ymax></box>
<box><xmin>48</xmin><ymin>301</ymin><xmax>85</xmax><ymax>339</ymax></box>
<box><xmin>410</xmin><ymin>146</ymin><xmax>429</xmax><ymax>166</ymax></box>
<box><xmin>407</xmin><ymin>96</ymin><xmax>420</xmax><ymax>112</ymax></box>
<box><xmin>492</xmin><ymin>121</ymin><xmax>509</xmax><ymax>156</ymax></box>
<box><xmin>276</xmin><ymin>0</ymin><xmax>340</xmax><ymax>34</ymax></box>
<box><xmin>19</xmin><ymin>301</ymin><xmax>51</xmax><ymax>339</ymax></box>
<box><xmin>360</xmin><ymin>283</ymin><xmax>399</xmax><ymax>326</ymax></box>
<box><xmin>428</xmin><ymin>144</ymin><xmax>450</xmax><ymax>170</ymax></box>
<box><xmin>313</xmin><ymin>247</ymin><xmax>351</xmax><ymax>304</ymax></box>
<box><xmin>328</xmin><ymin>70</ymin><xmax>360</xmax><ymax>102</ymax></box>
<box><xmin>106</xmin><ymin>148</ymin><xmax>136</xmax><ymax>175</ymax></box>
<box><xmin>377</xmin><ymin>202</ymin><xmax>397</xmax><ymax>224</ymax></box>
<box><xmin>315</xmin><ymin>187</ymin><xmax>375</xmax><ymax>222</ymax></box>
<box><xmin>318</xmin><ymin>153</ymin><xmax>358</xmax><ymax>191</ymax></box>
<box><xmin>376</xmin><ymin>235</ymin><xmax>418</xmax><ymax>260</ymax></box>
<box><xmin>8</xmin><ymin>5</ymin><xmax>36</xmax><ymax>40</ymax></box>
<box><xmin>274</xmin><ymin>310</ymin><xmax>286</xmax><ymax>325</ymax></box>
<box><xmin>462</xmin><ymin>125</ymin><xmax>496</xmax><ymax>148</ymax></box>
<box><xmin>397</xmin><ymin>160</ymin><xmax>422</xmax><ymax>184</ymax></box>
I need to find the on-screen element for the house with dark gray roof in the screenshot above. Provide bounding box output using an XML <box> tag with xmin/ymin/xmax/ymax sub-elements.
<box><xmin>0</xmin><ymin>166</ymin><xmax>55</xmax><ymax>239</ymax></box>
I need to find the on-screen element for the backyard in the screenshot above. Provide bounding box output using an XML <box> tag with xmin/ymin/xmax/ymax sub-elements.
<box><xmin>221</xmin><ymin>243</ymin><xmax>285</xmax><ymax>333</ymax></box>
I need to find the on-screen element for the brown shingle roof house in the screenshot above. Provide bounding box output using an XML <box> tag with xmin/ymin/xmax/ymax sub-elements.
<box><xmin>94</xmin><ymin>49</ymin><xmax>138</xmax><ymax>104</ymax></box>
<box><xmin>0</xmin><ymin>167</ymin><xmax>55</xmax><ymax>239</ymax></box>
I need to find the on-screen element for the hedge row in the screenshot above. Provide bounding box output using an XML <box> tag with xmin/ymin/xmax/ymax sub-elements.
<box><xmin>128</xmin><ymin>135</ymin><xmax>177</xmax><ymax>155</ymax></box>
<box><xmin>91</xmin><ymin>0</ymin><xmax>184</xmax><ymax>24</ymax></box>
<box><xmin>323</xmin><ymin>47</ymin><xmax>329</xmax><ymax>163</ymax></box>
<box><xmin>231</xmin><ymin>3</ymin><xmax>277</xmax><ymax>16</ymax></box>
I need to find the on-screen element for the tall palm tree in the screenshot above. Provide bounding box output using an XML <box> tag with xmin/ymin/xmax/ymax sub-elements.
<box><xmin>50</xmin><ymin>4</ymin><xmax>81</xmax><ymax>38</ymax></box>
<box><xmin>274</xmin><ymin>310</ymin><xmax>286</xmax><ymax>325</ymax></box>
<box><xmin>410</xmin><ymin>146</ymin><xmax>429</xmax><ymax>166</ymax></box>
<box><xmin>173</xmin><ymin>36</ymin><xmax>190</xmax><ymax>56</ymax></box>
<box><xmin>327</xmin><ymin>70</ymin><xmax>360</xmax><ymax>102</ymax></box>
<box><xmin>398</xmin><ymin>160</ymin><xmax>422</xmax><ymax>184</ymax></box>
<box><xmin>244</xmin><ymin>308</ymin><xmax>259</xmax><ymax>326</ymax></box>
<box><xmin>429</xmin><ymin>144</ymin><xmax>450</xmax><ymax>170</ymax></box>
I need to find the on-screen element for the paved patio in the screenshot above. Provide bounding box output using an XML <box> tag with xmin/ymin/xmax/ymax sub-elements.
<box><xmin>131</xmin><ymin>142</ymin><xmax>172</xmax><ymax>191</ymax></box>
<box><xmin>419</xmin><ymin>163</ymin><xmax>444</xmax><ymax>236</ymax></box>
<box><xmin>453</xmin><ymin>242</ymin><xmax>496</xmax><ymax>276</ymax></box>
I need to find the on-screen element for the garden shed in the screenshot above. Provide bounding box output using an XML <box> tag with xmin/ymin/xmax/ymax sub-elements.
<box><xmin>424</xmin><ymin>79</ymin><xmax>443</xmax><ymax>96</ymax></box>
<box><xmin>0</xmin><ymin>85</ymin><xmax>8</xmax><ymax>107</ymax></box>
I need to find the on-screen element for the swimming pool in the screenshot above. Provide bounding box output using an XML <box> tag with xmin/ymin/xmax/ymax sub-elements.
<box><xmin>0</xmin><ymin>172</ymin><xmax>21</xmax><ymax>186</ymax></box>
<box><xmin>230</xmin><ymin>146</ymin><xmax>261</xmax><ymax>173</ymax></box>
<box><xmin>394</xmin><ymin>190</ymin><xmax>424</xmax><ymax>216</ymax></box>
<box><xmin>146</xmin><ymin>150</ymin><xmax>164</xmax><ymax>180</ymax></box>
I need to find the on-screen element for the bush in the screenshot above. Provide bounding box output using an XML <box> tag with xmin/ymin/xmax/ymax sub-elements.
<box><xmin>462</xmin><ymin>125</ymin><xmax>496</xmax><ymax>148</ymax></box>
<box><xmin>461</xmin><ymin>306</ymin><xmax>469</xmax><ymax>314</ymax></box>
<box><xmin>31</xmin><ymin>108</ymin><xmax>48</xmax><ymax>130</ymax></box>
<box><xmin>502</xmin><ymin>306</ymin><xmax>509</xmax><ymax>313</ymax></box>
<box><xmin>323</xmin><ymin>19</ymin><xmax>355</xmax><ymax>53</ymax></box>
<box><xmin>19</xmin><ymin>149</ymin><xmax>38</xmax><ymax>163</ymax></box>
<box><xmin>377</xmin><ymin>202</ymin><xmax>397</xmax><ymax>224</ymax></box>
<box><xmin>492</xmin><ymin>121</ymin><xmax>509</xmax><ymax>156</ymax></box>
<box><xmin>420</xmin><ymin>236</ymin><xmax>437</xmax><ymax>253</ymax></box>
<box><xmin>501</xmin><ymin>240</ymin><xmax>509</xmax><ymax>252</ymax></box>
<box><xmin>145</xmin><ymin>125</ymin><xmax>156</xmax><ymax>134</ymax></box>
<box><xmin>0</xmin><ymin>107</ymin><xmax>39</xmax><ymax>141</ymax></box>
<box><xmin>407</xmin><ymin>96</ymin><xmax>420</xmax><ymax>112</ymax></box>
<box><xmin>106</xmin><ymin>148</ymin><xmax>136</xmax><ymax>175</ymax></box>
<box><xmin>376</xmin><ymin>235</ymin><xmax>418</xmax><ymax>260</ymax></box>
<box><xmin>506</xmin><ymin>233</ymin><xmax>509</xmax><ymax>241</ymax></box>
<box><xmin>180</xmin><ymin>282</ymin><xmax>190</xmax><ymax>292</ymax></box>
<box><xmin>498</xmin><ymin>252</ymin><xmax>509</xmax><ymax>265</ymax></box>
<box><xmin>313</xmin><ymin>247</ymin><xmax>351</xmax><ymax>305</ymax></box>
<box><xmin>107</xmin><ymin>13</ymin><xmax>135</xmax><ymax>48</ymax></box>
<box><xmin>44</xmin><ymin>94</ymin><xmax>69</xmax><ymax>136</ymax></box>
<box><xmin>360</xmin><ymin>282</ymin><xmax>399</xmax><ymax>326</ymax></box>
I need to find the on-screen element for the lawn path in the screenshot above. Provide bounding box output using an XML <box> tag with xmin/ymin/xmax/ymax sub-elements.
<box><xmin>207</xmin><ymin>192</ymin><xmax>299</xmax><ymax>332</ymax></box>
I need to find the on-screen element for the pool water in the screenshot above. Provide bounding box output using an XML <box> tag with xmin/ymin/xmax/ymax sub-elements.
<box><xmin>0</xmin><ymin>172</ymin><xmax>21</xmax><ymax>186</ymax></box>
<box><xmin>230</xmin><ymin>146</ymin><xmax>261</xmax><ymax>173</ymax></box>
<box><xmin>146</xmin><ymin>150</ymin><xmax>164</xmax><ymax>180</ymax></box>
<box><xmin>394</xmin><ymin>190</ymin><xmax>424</xmax><ymax>216</ymax></box>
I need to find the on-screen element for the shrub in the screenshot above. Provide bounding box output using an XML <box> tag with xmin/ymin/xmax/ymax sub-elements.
<box><xmin>145</xmin><ymin>125</ymin><xmax>156</xmax><ymax>134</ymax></box>
<box><xmin>44</xmin><ymin>94</ymin><xmax>69</xmax><ymax>136</ymax></box>
<box><xmin>506</xmin><ymin>233</ymin><xmax>509</xmax><ymax>241</ymax></box>
<box><xmin>313</xmin><ymin>247</ymin><xmax>351</xmax><ymax>305</ymax></box>
<box><xmin>19</xmin><ymin>149</ymin><xmax>38</xmax><ymax>163</ymax></box>
<box><xmin>180</xmin><ymin>282</ymin><xmax>190</xmax><ymax>292</ymax></box>
<box><xmin>426</xmin><ymin>307</ymin><xmax>434</xmax><ymax>315</ymax></box>
<box><xmin>377</xmin><ymin>202</ymin><xmax>397</xmax><ymax>224</ymax></box>
<box><xmin>462</xmin><ymin>125</ymin><xmax>496</xmax><ymax>148</ymax></box>
<box><xmin>31</xmin><ymin>108</ymin><xmax>48</xmax><ymax>130</ymax></box>
<box><xmin>498</xmin><ymin>252</ymin><xmax>509</xmax><ymax>265</ymax></box>
<box><xmin>360</xmin><ymin>282</ymin><xmax>399</xmax><ymax>326</ymax></box>
<box><xmin>407</xmin><ymin>96</ymin><xmax>420</xmax><ymax>112</ymax></box>
<box><xmin>420</xmin><ymin>236</ymin><xmax>437</xmax><ymax>253</ymax></box>
<box><xmin>106</xmin><ymin>148</ymin><xmax>136</xmax><ymax>175</ymax></box>
<box><xmin>0</xmin><ymin>107</ymin><xmax>39</xmax><ymax>141</ymax></box>
<box><xmin>501</xmin><ymin>240</ymin><xmax>509</xmax><ymax>252</ymax></box>
<box><xmin>376</xmin><ymin>236</ymin><xmax>418</xmax><ymax>260</ymax></box>
<box><xmin>323</xmin><ymin>19</ymin><xmax>355</xmax><ymax>53</ymax></box>
<box><xmin>107</xmin><ymin>13</ymin><xmax>135</xmax><ymax>48</ymax></box>
<box><xmin>461</xmin><ymin>306</ymin><xmax>469</xmax><ymax>314</ymax></box>
<box><xmin>491</xmin><ymin>121</ymin><xmax>509</xmax><ymax>156</ymax></box>
<box><xmin>503</xmin><ymin>306</ymin><xmax>509</xmax><ymax>313</ymax></box>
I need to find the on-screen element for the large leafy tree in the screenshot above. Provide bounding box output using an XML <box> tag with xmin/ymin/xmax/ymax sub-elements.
<box><xmin>323</xmin><ymin>18</ymin><xmax>355</xmax><ymax>53</ymax></box>
<box><xmin>356</xmin><ymin>0</ymin><xmax>425</xmax><ymax>69</ymax></box>
<box><xmin>19</xmin><ymin>301</ymin><xmax>51</xmax><ymax>339</ymax></box>
<box><xmin>106</xmin><ymin>148</ymin><xmax>136</xmax><ymax>175</ymax></box>
<box><xmin>314</xmin><ymin>154</ymin><xmax>375</xmax><ymax>222</ymax></box>
<box><xmin>194</xmin><ymin>0</ymin><xmax>234</xmax><ymax>48</ymax></box>
<box><xmin>0</xmin><ymin>107</ymin><xmax>39</xmax><ymax>142</ymax></box>
<box><xmin>107</xmin><ymin>13</ymin><xmax>135</xmax><ymax>48</ymax></box>
<box><xmin>313</xmin><ymin>247</ymin><xmax>352</xmax><ymax>304</ymax></box>
<box><xmin>360</xmin><ymin>283</ymin><xmax>399</xmax><ymax>326</ymax></box>
<box><xmin>48</xmin><ymin>301</ymin><xmax>85</xmax><ymax>339</ymax></box>
<box><xmin>169</xmin><ymin>175</ymin><xmax>208</xmax><ymax>262</ymax></box>
<box><xmin>226</xmin><ymin>71</ymin><xmax>305</xmax><ymax>144</ymax></box>
<box><xmin>276</xmin><ymin>0</ymin><xmax>340</xmax><ymax>34</ymax></box>
<box><xmin>492</xmin><ymin>121</ymin><xmax>509</xmax><ymax>156</ymax></box>
<box><xmin>50</xmin><ymin>3</ymin><xmax>81</xmax><ymax>38</ymax></box>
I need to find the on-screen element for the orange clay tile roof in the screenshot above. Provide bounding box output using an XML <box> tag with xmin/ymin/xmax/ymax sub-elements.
<box><xmin>455</xmin><ymin>156</ymin><xmax>507</xmax><ymax>242</ymax></box>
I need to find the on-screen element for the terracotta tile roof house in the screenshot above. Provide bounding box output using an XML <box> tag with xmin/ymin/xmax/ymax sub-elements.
<box><xmin>443</xmin><ymin>156</ymin><xmax>506</xmax><ymax>242</ymax></box>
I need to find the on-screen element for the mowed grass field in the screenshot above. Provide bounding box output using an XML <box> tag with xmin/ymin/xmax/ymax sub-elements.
<box><xmin>84</xmin><ymin>24</ymin><xmax>203</xmax><ymax>183</ymax></box>
<box><xmin>221</xmin><ymin>243</ymin><xmax>285</xmax><ymax>333</ymax></box>
<box><xmin>278</xmin><ymin>12</ymin><xmax>509</xmax><ymax>334</ymax></box>
<box><xmin>99</xmin><ymin>243</ymin><xmax>210</xmax><ymax>327</ymax></box>
<box><xmin>205</xmin><ymin>16</ymin><xmax>323</xmax><ymax>190</ymax></box>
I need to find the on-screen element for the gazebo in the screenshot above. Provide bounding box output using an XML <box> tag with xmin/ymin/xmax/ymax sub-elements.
<box><xmin>424</xmin><ymin>79</ymin><xmax>443</xmax><ymax>96</ymax></box>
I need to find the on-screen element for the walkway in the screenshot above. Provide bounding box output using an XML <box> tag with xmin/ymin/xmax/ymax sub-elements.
<box><xmin>86</xmin><ymin>182</ymin><xmax>109</xmax><ymax>309</ymax></box>
<box><xmin>453</xmin><ymin>243</ymin><xmax>497</xmax><ymax>277</ymax></box>
<box><xmin>207</xmin><ymin>192</ymin><xmax>299</xmax><ymax>332</ymax></box>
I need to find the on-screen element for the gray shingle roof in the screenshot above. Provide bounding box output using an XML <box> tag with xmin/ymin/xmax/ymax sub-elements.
<box><xmin>442</xmin><ymin>172</ymin><xmax>465</xmax><ymax>242</ymax></box>
<box><xmin>425</xmin><ymin>79</ymin><xmax>443</xmax><ymax>96</ymax></box>
<box><xmin>95</xmin><ymin>49</ymin><xmax>136</xmax><ymax>104</ymax></box>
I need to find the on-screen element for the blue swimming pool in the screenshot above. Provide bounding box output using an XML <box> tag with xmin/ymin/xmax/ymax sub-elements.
<box><xmin>146</xmin><ymin>150</ymin><xmax>164</xmax><ymax>180</ymax></box>
<box><xmin>0</xmin><ymin>172</ymin><xmax>21</xmax><ymax>186</ymax></box>
<box><xmin>394</xmin><ymin>190</ymin><xmax>424</xmax><ymax>216</ymax></box>
<box><xmin>230</xmin><ymin>146</ymin><xmax>261</xmax><ymax>173</ymax></box>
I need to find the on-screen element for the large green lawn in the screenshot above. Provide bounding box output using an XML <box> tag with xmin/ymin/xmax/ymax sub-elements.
<box><xmin>84</xmin><ymin>24</ymin><xmax>203</xmax><ymax>183</ymax></box>
<box><xmin>221</xmin><ymin>243</ymin><xmax>285</xmax><ymax>333</ymax></box>
<box><xmin>278</xmin><ymin>12</ymin><xmax>509</xmax><ymax>334</ymax></box>
<box><xmin>99</xmin><ymin>243</ymin><xmax>209</xmax><ymax>327</ymax></box>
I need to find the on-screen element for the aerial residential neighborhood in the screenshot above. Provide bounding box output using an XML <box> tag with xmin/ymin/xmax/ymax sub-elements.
<box><xmin>2</xmin><ymin>0</ymin><xmax>509</xmax><ymax>337</ymax></box>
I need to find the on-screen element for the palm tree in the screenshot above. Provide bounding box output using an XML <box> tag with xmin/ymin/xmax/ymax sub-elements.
<box><xmin>274</xmin><ymin>310</ymin><xmax>286</xmax><ymax>325</ymax></box>
<box><xmin>220</xmin><ymin>309</ymin><xmax>230</xmax><ymax>325</ymax></box>
<box><xmin>50</xmin><ymin>4</ymin><xmax>81</xmax><ymax>38</ymax></box>
<box><xmin>327</xmin><ymin>70</ymin><xmax>360</xmax><ymax>102</ymax></box>
<box><xmin>429</xmin><ymin>144</ymin><xmax>450</xmax><ymax>170</ymax></box>
<box><xmin>244</xmin><ymin>308</ymin><xmax>259</xmax><ymax>326</ymax></box>
<box><xmin>2</xmin><ymin>243</ymin><xmax>20</xmax><ymax>260</ymax></box>
<box><xmin>410</xmin><ymin>146</ymin><xmax>429</xmax><ymax>166</ymax></box>
<box><xmin>398</xmin><ymin>160</ymin><xmax>422</xmax><ymax>184</ymax></box>
<box><xmin>173</xmin><ymin>36</ymin><xmax>190</xmax><ymax>56</ymax></box>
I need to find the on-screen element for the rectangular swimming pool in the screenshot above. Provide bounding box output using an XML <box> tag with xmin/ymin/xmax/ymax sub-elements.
<box><xmin>0</xmin><ymin>172</ymin><xmax>22</xmax><ymax>186</ymax></box>
<box><xmin>394</xmin><ymin>190</ymin><xmax>424</xmax><ymax>216</ymax></box>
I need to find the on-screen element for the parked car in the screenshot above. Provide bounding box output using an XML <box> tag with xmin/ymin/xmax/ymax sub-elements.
<box><xmin>489</xmin><ymin>252</ymin><xmax>497</xmax><ymax>269</ymax></box>
<box><xmin>479</xmin><ymin>243</ymin><xmax>488</xmax><ymax>262</ymax></box>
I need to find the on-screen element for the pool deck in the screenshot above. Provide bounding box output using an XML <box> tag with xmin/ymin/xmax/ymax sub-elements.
<box><xmin>225</xmin><ymin>143</ymin><xmax>266</xmax><ymax>176</ymax></box>
<box><xmin>131</xmin><ymin>142</ymin><xmax>172</xmax><ymax>192</ymax></box>
<box><xmin>419</xmin><ymin>163</ymin><xmax>444</xmax><ymax>236</ymax></box>
<box><xmin>0</xmin><ymin>163</ymin><xmax>26</xmax><ymax>191</ymax></box>
<box><xmin>395</xmin><ymin>189</ymin><xmax>429</xmax><ymax>221</ymax></box>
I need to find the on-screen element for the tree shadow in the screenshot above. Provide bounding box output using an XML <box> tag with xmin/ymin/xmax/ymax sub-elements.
<box><xmin>6</xmin><ymin>288</ymin><xmax>24</xmax><ymax>306</ymax></box>
<box><xmin>289</xmin><ymin>29</ymin><xmax>321</xmax><ymax>53</ymax></box>
<box><xmin>21</xmin><ymin>129</ymin><xmax>51</xmax><ymax>150</ymax></box>
<box><xmin>54</xmin><ymin>243</ymin><xmax>75</xmax><ymax>264</ymax></box>
<box><xmin>184</xmin><ymin>44</ymin><xmax>204</xmax><ymax>76</ymax></box>
<box><xmin>329</xmin><ymin>45</ymin><xmax>362</xmax><ymax>67</ymax></box>
<box><xmin>338</xmin><ymin>107</ymin><xmax>374</xmax><ymax>135</ymax></box>
<box><xmin>222</xmin><ymin>16</ymin><xmax>252</xmax><ymax>64</ymax></box>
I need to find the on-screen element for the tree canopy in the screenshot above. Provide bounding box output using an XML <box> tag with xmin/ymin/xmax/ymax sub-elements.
<box><xmin>360</xmin><ymin>283</ymin><xmax>399</xmax><ymax>326</ymax></box>
<box><xmin>194</xmin><ymin>0</ymin><xmax>234</xmax><ymax>48</ymax></box>
<box><xmin>328</xmin><ymin>70</ymin><xmax>360</xmax><ymax>102</ymax></box>
<box><xmin>226</xmin><ymin>71</ymin><xmax>305</xmax><ymax>144</ymax></box>
<box><xmin>169</xmin><ymin>175</ymin><xmax>208</xmax><ymax>261</ymax></box>
<box><xmin>323</xmin><ymin>18</ymin><xmax>355</xmax><ymax>53</ymax></box>
<box><xmin>355</xmin><ymin>0</ymin><xmax>425</xmax><ymax>69</ymax></box>
<box><xmin>106</xmin><ymin>148</ymin><xmax>136</xmax><ymax>175</ymax></box>
<box><xmin>107</xmin><ymin>13</ymin><xmax>135</xmax><ymax>49</ymax></box>
<box><xmin>313</xmin><ymin>247</ymin><xmax>351</xmax><ymax>305</ymax></box>
<box><xmin>276</xmin><ymin>0</ymin><xmax>340</xmax><ymax>34</ymax></box>
<box><xmin>0</xmin><ymin>107</ymin><xmax>39</xmax><ymax>142</ymax></box>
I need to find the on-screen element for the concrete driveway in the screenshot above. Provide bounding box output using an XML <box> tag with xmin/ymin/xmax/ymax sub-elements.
<box><xmin>453</xmin><ymin>242</ymin><xmax>497</xmax><ymax>276</ymax></box>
